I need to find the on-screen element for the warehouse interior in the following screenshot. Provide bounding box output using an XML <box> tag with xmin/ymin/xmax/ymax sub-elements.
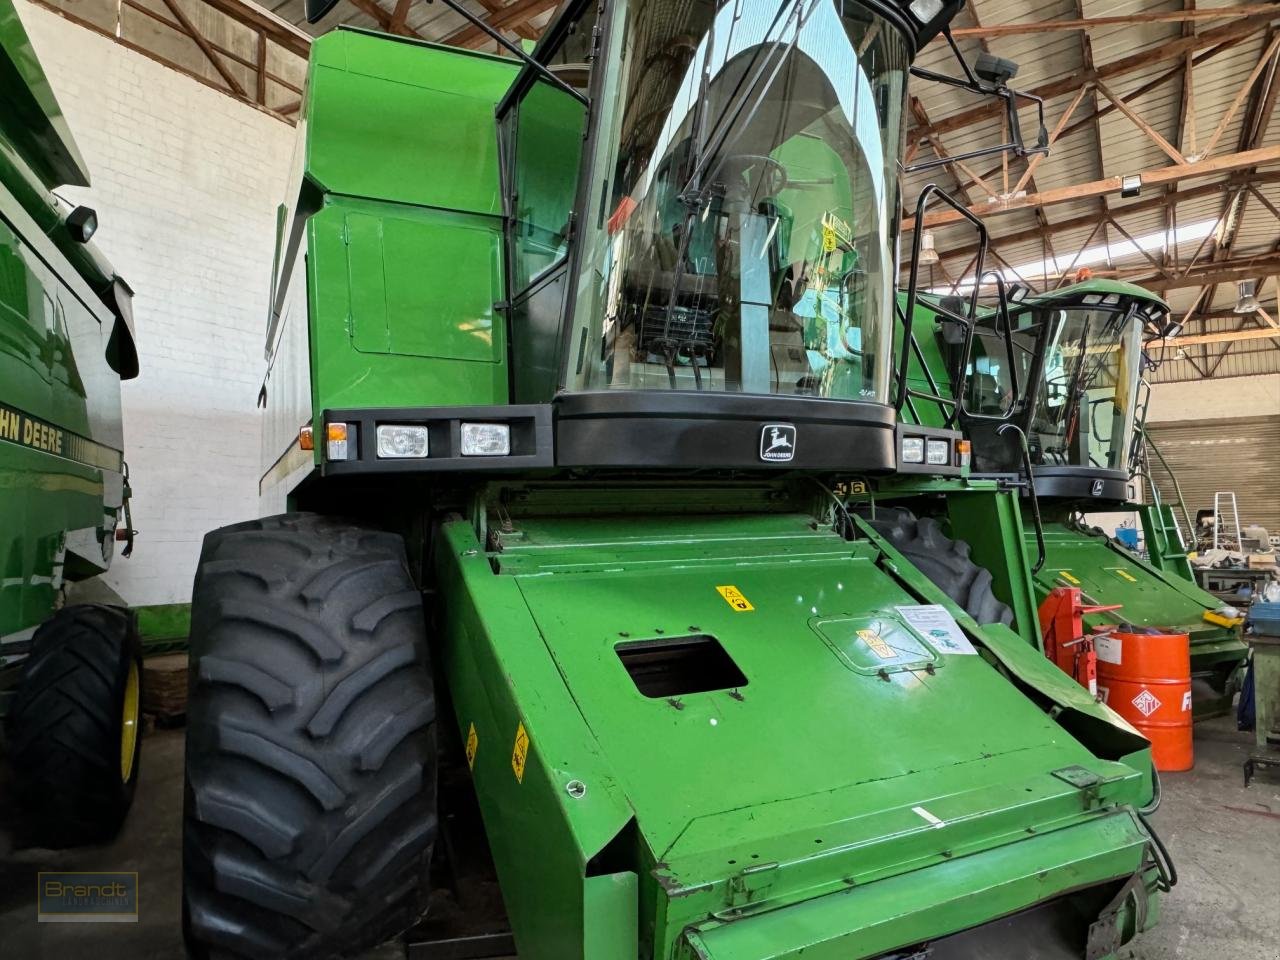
<box><xmin>1</xmin><ymin>0</ymin><xmax>1278</xmax><ymax>955</ymax></box>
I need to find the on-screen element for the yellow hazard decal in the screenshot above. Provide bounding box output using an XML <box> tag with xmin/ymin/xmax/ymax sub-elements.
<box><xmin>1058</xmin><ymin>571</ymin><xmax>1081</xmax><ymax>585</ymax></box>
<box><xmin>857</xmin><ymin>628</ymin><xmax>896</xmax><ymax>660</ymax></box>
<box><xmin>465</xmin><ymin>722</ymin><xmax>478</xmax><ymax>770</ymax></box>
<box><xmin>1113</xmin><ymin>569</ymin><xmax>1138</xmax><ymax>583</ymax></box>
<box><xmin>821</xmin><ymin>224</ymin><xmax>838</xmax><ymax>253</ymax></box>
<box><xmin>716</xmin><ymin>585</ymin><xmax>755</xmax><ymax>612</ymax></box>
<box><xmin>511</xmin><ymin>722</ymin><xmax>530</xmax><ymax>783</ymax></box>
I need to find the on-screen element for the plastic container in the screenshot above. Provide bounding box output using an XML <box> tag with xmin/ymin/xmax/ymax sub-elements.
<box><xmin>1097</xmin><ymin>628</ymin><xmax>1193</xmax><ymax>771</ymax></box>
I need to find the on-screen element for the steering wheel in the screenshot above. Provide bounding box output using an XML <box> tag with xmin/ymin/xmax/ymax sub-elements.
<box><xmin>720</xmin><ymin>154</ymin><xmax>788</xmax><ymax>199</ymax></box>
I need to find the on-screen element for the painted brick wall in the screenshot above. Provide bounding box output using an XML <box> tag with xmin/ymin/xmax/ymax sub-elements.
<box><xmin>19</xmin><ymin>0</ymin><xmax>296</xmax><ymax>605</ymax></box>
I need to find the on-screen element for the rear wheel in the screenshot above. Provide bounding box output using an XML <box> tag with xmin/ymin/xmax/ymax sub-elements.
<box><xmin>183</xmin><ymin>513</ymin><xmax>437</xmax><ymax>960</ymax></box>
<box><xmin>862</xmin><ymin>508</ymin><xmax>1015</xmax><ymax>627</ymax></box>
<box><xmin>6</xmin><ymin>603</ymin><xmax>143</xmax><ymax>847</ymax></box>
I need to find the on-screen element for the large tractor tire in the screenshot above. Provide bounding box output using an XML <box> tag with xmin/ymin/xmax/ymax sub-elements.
<box><xmin>183</xmin><ymin>514</ymin><xmax>437</xmax><ymax>960</ymax></box>
<box><xmin>7</xmin><ymin>604</ymin><xmax>143</xmax><ymax>847</ymax></box>
<box><xmin>863</xmin><ymin>508</ymin><xmax>1015</xmax><ymax>627</ymax></box>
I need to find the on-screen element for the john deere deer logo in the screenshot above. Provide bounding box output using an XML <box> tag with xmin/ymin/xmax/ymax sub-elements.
<box><xmin>760</xmin><ymin>424</ymin><xmax>796</xmax><ymax>462</ymax></box>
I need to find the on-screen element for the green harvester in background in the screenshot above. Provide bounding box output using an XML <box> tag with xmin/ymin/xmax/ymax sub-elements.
<box><xmin>0</xmin><ymin>0</ymin><xmax>143</xmax><ymax>846</ymax></box>
<box><xmin>181</xmin><ymin>1</ymin><xmax>1177</xmax><ymax>957</ymax></box>
<box><xmin>895</xmin><ymin>277</ymin><xmax>1247</xmax><ymax>713</ymax></box>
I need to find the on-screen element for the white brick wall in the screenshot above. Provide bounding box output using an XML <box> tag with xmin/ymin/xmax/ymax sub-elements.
<box><xmin>19</xmin><ymin>1</ymin><xmax>296</xmax><ymax>605</ymax></box>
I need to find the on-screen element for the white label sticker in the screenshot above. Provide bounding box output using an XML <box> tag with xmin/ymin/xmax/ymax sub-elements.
<box><xmin>895</xmin><ymin>605</ymin><xmax>978</xmax><ymax>655</ymax></box>
<box><xmin>1132</xmin><ymin>689</ymin><xmax>1162</xmax><ymax>718</ymax></box>
<box><xmin>912</xmin><ymin>805</ymin><xmax>945</xmax><ymax>828</ymax></box>
<box><xmin>1181</xmin><ymin>690</ymin><xmax>1193</xmax><ymax>712</ymax></box>
<box><xmin>1098</xmin><ymin>685</ymin><xmax>1110</xmax><ymax>704</ymax></box>
<box><xmin>1095</xmin><ymin>634</ymin><xmax>1123</xmax><ymax>666</ymax></box>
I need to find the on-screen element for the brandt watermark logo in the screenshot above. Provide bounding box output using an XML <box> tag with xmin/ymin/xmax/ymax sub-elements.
<box><xmin>38</xmin><ymin>872</ymin><xmax>138</xmax><ymax>922</ymax></box>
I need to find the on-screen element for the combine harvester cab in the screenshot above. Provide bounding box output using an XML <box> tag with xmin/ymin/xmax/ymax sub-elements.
<box><xmin>899</xmin><ymin>279</ymin><xmax>1246</xmax><ymax>713</ymax></box>
<box><xmin>184</xmin><ymin>1</ymin><xmax>1172</xmax><ymax>957</ymax></box>
<box><xmin>0</xmin><ymin>0</ymin><xmax>143</xmax><ymax>846</ymax></box>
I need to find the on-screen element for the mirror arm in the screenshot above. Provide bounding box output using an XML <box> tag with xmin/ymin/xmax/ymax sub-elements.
<box><xmin>426</xmin><ymin>0</ymin><xmax>588</xmax><ymax>106</ymax></box>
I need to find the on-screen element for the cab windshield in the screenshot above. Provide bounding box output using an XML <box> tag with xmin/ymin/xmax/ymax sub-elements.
<box><xmin>1030</xmin><ymin>306</ymin><xmax>1141</xmax><ymax>472</ymax></box>
<box><xmin>564</xmin><ymin>0</ymin><xmax>909</xmax><ymax>401</ymax></box>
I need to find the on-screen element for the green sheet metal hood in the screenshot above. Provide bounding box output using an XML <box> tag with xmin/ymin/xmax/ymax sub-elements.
<box><xmin>0</xmin><ymin>0</ymin><xmax>91</xmax><ymax>189</ymax></box>
<box><xmin>498</xmin><ymin>515</ymin><xmax>1148</xmax><ymax>913</ymax></box>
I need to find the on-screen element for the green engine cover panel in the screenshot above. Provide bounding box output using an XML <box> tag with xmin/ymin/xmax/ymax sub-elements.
<box><xmin>438</xmin><ymin>503</ymin><xmax>1155</xmax><ymax>960</ymax></box>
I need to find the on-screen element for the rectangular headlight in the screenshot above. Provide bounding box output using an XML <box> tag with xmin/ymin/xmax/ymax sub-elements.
<box><xmin>901</xmin><ymin>437</ymin><xmax>924</xmax><ymax>464</ymax></box>
<box><xmin>926</xmin><ymin>439</ymin><xmax>950</xmax><ymax>465</ymax></box>
<box><xmin>376</xmin><ymin>424</ymin><xmax>429</xmax><ymax>459</ymax></box>
<box><xmin>461</xmin><ymin>422</ymin><xmax>510</xmax><ymax>457</ymax></box>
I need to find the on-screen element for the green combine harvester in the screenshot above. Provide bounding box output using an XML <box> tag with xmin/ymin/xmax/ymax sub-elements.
<box><xmin>0</xmin><ymin>0</ymin><xmax>142</xmax><ymax>845</ymax></box>
<box><xmin>897</xmin><ymin>278</ymin><xmax>1247</xmax><ymax>710</ymax></box>
<box><xmin>183</xmin><ymin>1</ymin><xmax>1175</xmax><ymax>957</ymax></box>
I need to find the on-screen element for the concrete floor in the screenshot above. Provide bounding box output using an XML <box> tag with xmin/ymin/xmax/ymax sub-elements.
<box><xmin>1</xmin><ymin>717</ymin><xmax>1277</xmax><ymax>959</ymax></box>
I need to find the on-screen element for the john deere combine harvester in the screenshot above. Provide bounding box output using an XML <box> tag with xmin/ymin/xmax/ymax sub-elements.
<box><xmin>0</xmin><ymin>0</ymin><xmax>142</xmax><ymax>845</ymax></box>
<box><xmin>184</xmin><ymin>1</ymin><xmax>1174</xmax><ymax>956</ymax></box>
<box><xmin>897</xmin><ymin>278</ymin><xmax>1246</xmax><ymax>710</ymax></box>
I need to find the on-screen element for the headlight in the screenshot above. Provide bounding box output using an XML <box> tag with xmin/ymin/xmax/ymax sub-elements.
<box><xmin>926</xmin><ymin>439</ymin><xmax>950</xmax><ymax>465</ymax></box>
<box><xmin>376</xmin><ymin>424</ymin><xmax>429</xmax><ymax>459</ymax></box>
<box><xmin>901</xmin><ymin>437</ymin><xmax>924</xmax><ymax>463</ymax></box>
<box><xmin>461</xmin><ymin>422</ymin><xmax>511</xmax><ymax>457</ymax></box>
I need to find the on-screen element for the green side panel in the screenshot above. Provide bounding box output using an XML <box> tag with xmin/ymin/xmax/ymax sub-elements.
<box><xmin>0</xmin><ymin>0</ymin><xmax>91</xmax><ymax>189</ymax></box>
<box><xmin>346</xmin><ymin>210</ymin><xmax>502</xmax><ymax>363</ymax></box>
<box><xmin>682</xmin><ymin>812</ymin><xmax>1153</xmax><ymax>960</ymax></box>
<box><xmin>306</xmin><ymin>30</ymin><xmax>517</xmax><ymax>217</ymax></box>
<box><xmin>1031</xmin><ymin>521</ymin><xmax>1247</xmax><ymax>677</ymax></box>
<box><xmin>584</xmin><ymin>872</ymin><xmax>639</xmax><ymax>960</ymax></box>
<box><xmin>307</xmin><ymin>199</ymin><xmax>508</xmax><ymax>412</ymax></box>
<box><xmin>945</xmin><ymin>490</ymin><xmax>1042</xmax><ymax>649</ymax></box>
<box><xmin>0</xmin><ymin>442</ymin><xmax>100</xmax><ymax>636</ymax></box>
<box><xmin>435</xmin><ymin>520</ymin><xmax>636</xmax><ymax>960</ymax></box>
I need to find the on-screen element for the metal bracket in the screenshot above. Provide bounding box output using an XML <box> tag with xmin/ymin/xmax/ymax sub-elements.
<box><xmin>1085</xmin><ymin>873</ymin><xmax>1147</xmax><ymax>960</ymax></box>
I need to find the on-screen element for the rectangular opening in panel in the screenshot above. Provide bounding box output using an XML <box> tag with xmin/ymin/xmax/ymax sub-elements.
<box><xmin>615</xmin><ymin>635</ymin><xmax>747</xmax><ymax>699</ymax></box>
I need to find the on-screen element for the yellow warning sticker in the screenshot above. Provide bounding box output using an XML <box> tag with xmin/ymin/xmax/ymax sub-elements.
<box><xmin>857</xmin><ymin>628</ymin><xmax>896</xmax><ymax>660</ymax></box>
<box><xmin>465</xmin><ymin>722</ymin><xmax>478</xmax><ymax>770</ymax></box>
<box><xmin>511</xmin><ymin>721</ymin><xmax>530</xmax><ymax>783</ymax></box>
<box><xmin>1058</xmin><ymin>571</ymin><xmax>1081</xmax><ymax>585</ymax></box>
<box><xmin>1113</xmin><ymin>569</ymin><xmax>1138</xmax><ymax>583</ymax></box>
<box><xmin>716</xmin><ymin>585</ymin><xmax>755</xmax><ymax>612</ymax></box>
<box><xmin>821</xmin><ymin>224</ymin><xmax>838</xmax><ymax>253</ymax></box>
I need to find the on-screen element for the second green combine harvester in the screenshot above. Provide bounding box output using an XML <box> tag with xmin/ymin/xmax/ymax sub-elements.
<box><xmin>183</xmin><ymin>1</ymin><xmax>1173</xmax><ymax>957</ymax></box>
<box><xmin>896</xmin><ymin>278</ymin><xmax>1246</xmax><ymax>710</ymax></box>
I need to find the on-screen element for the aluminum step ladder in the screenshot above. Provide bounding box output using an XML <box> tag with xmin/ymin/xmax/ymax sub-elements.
<box><xmin>1212</xmin><ymin>491</ymin><xmax>1242</xmax><ymax>552</ymax></box>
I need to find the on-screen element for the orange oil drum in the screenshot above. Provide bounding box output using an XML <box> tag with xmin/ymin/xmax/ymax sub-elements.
<box><xmin>1095</xmin><ymin>628</ymin><xmax>1193</xmax><ymax>771</ymax></box>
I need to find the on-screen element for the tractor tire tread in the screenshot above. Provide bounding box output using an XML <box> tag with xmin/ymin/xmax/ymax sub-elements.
<box><xmin>184</xmin><ymin>512</ymin><xmax>437</xmax><ymax>960</ymax></box>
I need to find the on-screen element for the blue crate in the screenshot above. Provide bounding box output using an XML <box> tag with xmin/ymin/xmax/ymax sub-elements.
<box><xmin>1249</xmin><ymin>602</ymin><xmax>1280</xmax><ymax>636</ymax></box>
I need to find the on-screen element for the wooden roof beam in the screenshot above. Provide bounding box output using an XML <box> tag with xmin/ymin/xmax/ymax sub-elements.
<box><xmin>945</xmin><ymin>6</ymin><xmax>1280</xmax><ymax>39</ymax></box>
<box><xmin>904</xmin><ymin>144</ymin><xmax>1280</xmax><ymax>231</ymax></box>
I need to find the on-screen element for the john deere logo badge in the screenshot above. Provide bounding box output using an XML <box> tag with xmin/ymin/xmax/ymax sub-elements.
<box><xmin>1091</xmin><ymin>479</ymin><xmax>1105</xmax><ymax>496</ymax></box>
<box><xmin>760</xmin><ymin>424</ymin><xmax>796</xmax><ymax>462</ymax></box>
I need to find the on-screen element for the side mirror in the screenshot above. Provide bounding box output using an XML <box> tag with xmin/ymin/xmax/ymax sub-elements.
<box><xmin>305</xmin><ymin>0</ymin><xmax>340</xmax><ymax>24</ymax></box>
<box><xmin>67</xmin><ymin>206</ymin><xmax>98</xmax><ymax>244</ymax></box>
